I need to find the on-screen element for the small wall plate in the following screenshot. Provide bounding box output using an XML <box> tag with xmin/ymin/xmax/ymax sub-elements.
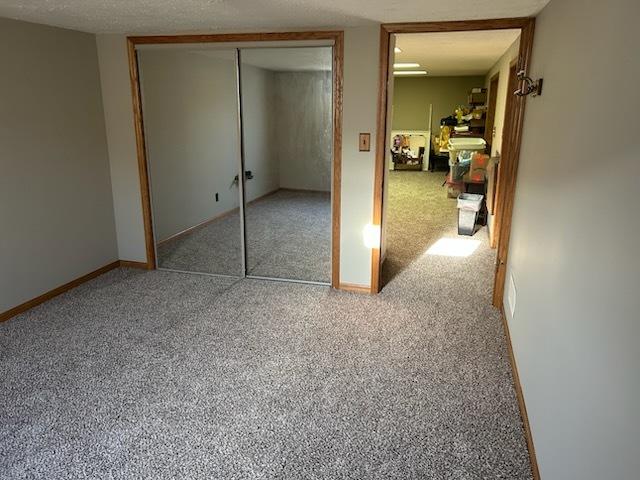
<box><xmin>359</xmin><ymin>133</ymin><xmax>371</xmax><ymax>152</ymax></box>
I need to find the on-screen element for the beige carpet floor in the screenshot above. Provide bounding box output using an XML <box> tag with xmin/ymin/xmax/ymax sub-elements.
<box><xmin>382</xmin><ymin>170</ymin><xmax>489</xmax><ymax>287</ymax></box>
<box><xmin>157</xmin><ymin>189</ymin><xmax>331</xmax><ymax>283</ymax></box>
<box><xmin>1</xmin><ymin>172</ymin><xmax>532</xmax><ymax>479</ymax></box>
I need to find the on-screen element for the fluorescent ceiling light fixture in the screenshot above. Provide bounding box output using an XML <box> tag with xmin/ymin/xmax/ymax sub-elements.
<box><xmin>393</xmin><ymin>70</ymin><xmax>428</xmax><ymax>76</ymax></box>
<box><xmin>363</xmin><ymin>224</ymin><xmax>381</xmax><ymax>249</ymax></box>
<box><xmin>393</xmin><ymin>62</ymin><xmax>420</xmax><ymax>69</ymax></box>
<box><xmin>425</xmin><ymin>237</ymin><xmax>480</xmax><ymax>257</ymax></box>
<box><xmin>394</xmin><ymin>47</ymin><xmax>402</xmax><ymax>53</ymax></box>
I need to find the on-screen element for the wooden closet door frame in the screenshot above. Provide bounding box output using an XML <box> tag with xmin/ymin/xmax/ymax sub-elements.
<box><xmin>127</xmin><ymin>31</ymin><xmax>344</xmax><ymax>288</ymax></box>
<box><xmin>371</xmin><ymin>18</ymin><xmax>535</xmax><ymax>302</ymax></box>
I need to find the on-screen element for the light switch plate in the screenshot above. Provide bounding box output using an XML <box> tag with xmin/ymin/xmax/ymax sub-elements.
<box><xmin>359</xmin><ymin>133</ymin><xmax>371</xmax><ymax>152</ymax></box>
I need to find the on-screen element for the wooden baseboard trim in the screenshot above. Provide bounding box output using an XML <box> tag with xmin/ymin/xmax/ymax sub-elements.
<box><xmin>338</xmin><ymin>282</ymin><xmax>372</xmax><ymax>294</ymax></box>
<box><xmin>157</xmin><ymin>187</ymin><xmax>330</xmax><ymax>252</ymax></box>
<box><xmin>499</xmin><ymin>308</ymin><xmax>541</xmax><ymax>480</ymax></box>
<box><xmin>119</xmin><ymin>260</ymin><xmax>149</xmax><ymax>269</ymax></box>
<box><xmin>246</xmin><ymin>188</ymin><xmax>281</xmax><ymax>204</ymax></box>
<box><xmin>158</xmin><ymin>188</ymin><xmax>285</xmax><ymax>248</ymax></box>
<box><xmin>280</xmin><ymin>187</ymin><xmax>331</xmax><ymax>195</ymax></box>
<box><xmin>158</xmin><ymin>208</ymin><xmax>238</xmax><ymax>246</ymax></box>
<box><xmin>0</xmin><ymin>261</ymin><xmax>121</xmax><ymax>323</ymax></box>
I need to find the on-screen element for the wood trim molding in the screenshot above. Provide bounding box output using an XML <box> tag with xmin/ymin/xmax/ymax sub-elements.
<box><xmin>331</xmin><ymin>31</ymin><xmax>344</xmax><ymax>289</ymax></box>
<box><xmin>250</xmin><ymin>188</ymin><xmax>283</xmax><ymax>200</ymax></box>
<box><xmin>127</xmin><ymin>30</ymin><xmax>344</xmax><ymax>289</ymax></box>
<box><xmin>338</xmin><ymin>282</ymin><xmax>371</xmax><ymax>294</ymax></box>
<box><xmin>157</xmin><ymin>188</ymin><xmax>286</xmax><ymax>247</ymax></box>
<box><xmin>128</xmin><ymin>31</ymin><xmax>344</xmax><ymax>45</ymax></box>
<box><xmin>499</xmin><ymin>307</ymin><xmax>541</xmax><ymax>480</ymax></box>
<box><xmin>280</xmin><ymin>187</ymin><xmax>331</xmax><ymax>195</ymax></box>
<box><xmin>370</xmin><ymin>25</ymin><xmax>391</xmax><ymax>294</ymax></box>
<box><xmin>492</xmin><ymin>19</ymin><xmax>536</xmax><ymax>307</ymax></box>
<box><xmin>127</xmin><ymin>39</ymin><xmax>156</xmax><ymax>270</ymax></box>
<box><xmin>371</xmin><ymin>17</ymin><xmax>536</xmax><ymax>298</ymax></box>
<box><xmin>382</xmin><ymin>18</ymin><xmax>535</xmax><ymax>33</ymax></box>
<box><xmin>490</xmin><ymin>61</ymin><xmax>517</xmax><ymax>251</ymax></box>
<box><xmin>0</xmin><ymin>261</ymin><xmax>121</xmax><ymax>323</ymax></box>
<box><xmin>119</xmin><ymin>260</ymin><xmax>150</xmax><ymax>269</ymax></box>
<box><xmin>157</xmin><ymin>208</ymin><xmax>242</xmax><ymax>247</ymax></box>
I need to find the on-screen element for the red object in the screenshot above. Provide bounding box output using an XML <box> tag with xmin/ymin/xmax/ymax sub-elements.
<box><xmin>472</xmin><ymin>152</ymin><xmax>490</xmax><ymax>169</ymax></box>
<box><xmin>469</xmin><ymin>152</ymin><xmax>489</xmax><ymax>182</ymax></box>
<box><xmin>469</xmin><ymin>171</ymin><xmax>485</xmax><ymax>182</ymax></box>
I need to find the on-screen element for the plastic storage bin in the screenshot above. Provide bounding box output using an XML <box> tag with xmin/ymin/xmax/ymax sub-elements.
<box><xmin>447</xmin><ymin>137</ymin><xmax>487</xmax><ymax>166</ymax></box>
<box><xmin>457</xmin><ymin>193</ymin><xmax>484</xmax><ymax>236</ymax></box>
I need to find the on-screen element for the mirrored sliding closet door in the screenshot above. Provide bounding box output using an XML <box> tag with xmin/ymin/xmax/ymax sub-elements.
<box><xmin>239</xmin><ymin>47</ymin><xmax>333</xmax><ymax>284</ymax></box>
<box><xmin>138</xmin><ymin>47</ymin><xmax>244</xmax><ymax>276</ymax></box>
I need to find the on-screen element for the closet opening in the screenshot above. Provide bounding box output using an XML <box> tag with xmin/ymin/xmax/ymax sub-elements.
<box><xmin>240</xmin><ymin>47</ymin><xmax>334</xmax><ymax>284</ymax></box>
<box><xmin>371</xmin><ymin>19</ymin><xmax>535</xmax><ymax>307</ymax></box>
<box><xmin>127</xmin><ymin>32</ymin><xmax>343</xmax><ymax>287</ymax></box>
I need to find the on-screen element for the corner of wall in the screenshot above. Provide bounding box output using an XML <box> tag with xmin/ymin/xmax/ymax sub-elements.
<box><xmin>96</xmin><ymin>34</ymin><xmax>148</xmax><ymax>263</ymax></box>
<box><xmin>338</xmin><ymin>26</ymin><xmax>380</xmax><ymax>287</ymax></box>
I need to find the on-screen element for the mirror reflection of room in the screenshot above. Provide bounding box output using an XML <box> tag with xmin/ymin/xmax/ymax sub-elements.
<box><xmin>240</xmin><ymin>47</ymin><xmax>333</xmax><ymax>284</ymax></box>
<box><xmin>382</xmin><ymin>30</ymin><xmax>521</xmax><ymax>286</ymax></box>
<box><xmin>138</xmin><ymin>47</ymin><xmax>243</xmax><ymax>276</ymax></box>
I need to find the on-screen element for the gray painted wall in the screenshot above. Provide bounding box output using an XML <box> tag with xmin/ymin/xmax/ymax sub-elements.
<box><xmin>138</xmin><ymin>49</ymin><xmax>242</xmax><ymax>242</ymax></box>
<box><xmin>96</xmin><ymin>35</ymin><xmax>147</xmax><ymax>262</ymax></box>
<box><xmin>0</xmin><ymin>18</ymin><xmax>117</xmax><ymax>313</ymax></box>
<box><xmin>241</xmin><ymin>64</ymin><xmax>280</xmax><ymax>201</ymax></box>
<box><xmin>392</xmin><ymin>76</ymin><xmax>484</xmax><ymax>132</ymax></box>
<box><xmin>124</xmin><ymin>49</ymin><xmax>331</xmax><ymax>244</ymax></box>
<box><xmin>338</xmin><ymin>26</ymin><xmax>379</xmax><ymax>287</ymax></box>
<box><xmin>274</xmin><ymin>71</ymin><xmax>332</xmax><ymax>192</ymax></box>
<box><xmin>505</xmin><ymin>0</ymin><xmax>640</xmax><ymax>478</ymax></box>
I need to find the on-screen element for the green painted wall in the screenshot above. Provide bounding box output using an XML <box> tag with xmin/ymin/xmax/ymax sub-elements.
<box><xmin>392</xmin><ymin>75</ymin><xmax>485</xmax><ymax>132</ymax></box>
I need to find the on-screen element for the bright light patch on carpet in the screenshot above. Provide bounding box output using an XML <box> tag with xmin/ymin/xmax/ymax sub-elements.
<box><xmin>426</xmin><ymin>237</ymin><xmax>481</xmax><ymax>257</ymax></box>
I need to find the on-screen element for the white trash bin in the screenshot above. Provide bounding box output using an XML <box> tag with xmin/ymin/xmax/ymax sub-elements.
<box><xmin>457</xmin><ymin>193</ymin><xmax>484</xmax><ymax>236</ymax></box>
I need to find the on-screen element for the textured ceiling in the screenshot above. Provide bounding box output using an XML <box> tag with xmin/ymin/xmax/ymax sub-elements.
<box><xmin>395</xmin><ymin>29</ymin><xmax>521</xmax><ymax>76</ymax></box>
<box><xmin>0</xmin><ymin>0</ymin><xmax>550</xmax><ymax>34</ymax></box>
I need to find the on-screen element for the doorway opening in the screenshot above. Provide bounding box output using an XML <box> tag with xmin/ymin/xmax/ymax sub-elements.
<box><xmin>380</xmin><ymin>28</ymin><xmax>520</xmax><ymax>287</ymax></box>
<box><xmin>127</xmin><ymin>32</ymin><xmax>343</xmax><ymax>287</ymax></box>
<box><xmin>371</xmin><ymin>20</ymin><xmax>535</xmax><ymax>309</ymax></box>
<box><xmin>240</xmin><ymin>47</ymin><xmax>334</xmax><ymax>284</ymax></box>
<box><xmin>370</xmin><ymin>18</ymin><xmax>538</xmax><ymax>479</ymax></box>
